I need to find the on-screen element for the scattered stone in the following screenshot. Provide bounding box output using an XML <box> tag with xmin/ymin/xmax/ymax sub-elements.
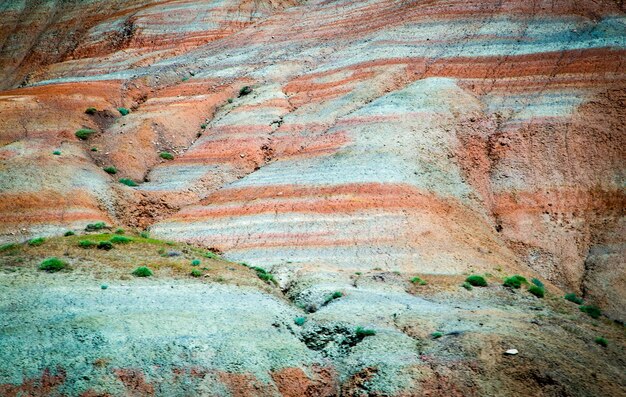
<box><xmin>505</xmin><ymin>349</ymin><xmax>518</xmax><ymax>355</ymax></box>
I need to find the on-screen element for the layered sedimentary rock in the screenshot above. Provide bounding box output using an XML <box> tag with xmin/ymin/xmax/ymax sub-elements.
<box><xmin>0</xmin><ymin>0</ymin><xmax>625</xmax><ymax>394</ymax></box>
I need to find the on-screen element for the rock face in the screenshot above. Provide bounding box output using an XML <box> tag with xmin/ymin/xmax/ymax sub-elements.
<box><xmin>0</xmin><ymin>0</ymin><xmax>625</xmax><ymax>395</ymax></box>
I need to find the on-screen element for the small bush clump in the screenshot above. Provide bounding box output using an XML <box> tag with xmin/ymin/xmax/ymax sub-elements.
<box><xmin>580</xmin><ymin>305</ymin><xmax>602</xmax><ymax>319</ymax></box>
<box><xmin>79</xmin><ymin>240</ymin><xmax>96</xmax><ymax>248</ymax></box>
<box><xmin>227</xmin><ymin>98</ymin><xmax>233</xmax><ymax>104</ymax></box>
<box><xmin>191</xmin><ymin>259</ymin><xmax>201</xmax><ymax>266</ymax></box>
<box><xmin>117</xmin><ymin>107</ymin><xmax>130</xmax><ymax>116</ymax></box>
<box><xmin>103</xmin><ymin>166</ymin><xmax>117</xmax><ymax>174</ymax></box>
<box><xmin>410</xmin><ymin>276</ymin><xmax>427</xmax><ymax>285</ymax></box>
<box><xmin>39</xmin><ymin>257</ymin><xmax>67</xmax><ymax>272</ymax></box>
<box><xmin>159</xmin><ymin>152</ymin><xmax>174</xmax><ymax>160</ymax></box>
<box><xmin>204</xmin><ymin>251</ymin><xmax>220</xmax><ymax>259</ymax></box>
<box><xmin>85</xmin><ymin>222</ymin><xmax>107</xmax><ymax>231</ymax></box>
<box><xmin>75</xmin><ymin>128</ymin><xmax>96</xmax><ymax>140</ymax></box>
<box><xmin>238</xmin><ymin>86</ymin><xmax>253</xmax><ymax>97</ymax></box>
<box><xmin>466</xmin><ymin>275</ymin><xmax>487</xmax><ymax>287</ymax></box>
<box><xmin>139</xmin><ymin>231</ymin><xmax>150</xmax><ymax>238</ymax></box>
<box><xmin>110</xmin><ymin>235</ymin><xmax>132</xmax><ymax>244</ymax></box>
<box><xmin>119</xmin><ymin>178</ymin><xmax>138</xmax><ymax>187</ymax></box>
<box><xmin>462</xmin><ymin>281</ymin><xmax>473</xmax><ymax>291</ymax></box>
<box><xmin>294</xmin><ymin>317</ymin><xmax>307</xmax><ymax>326</ymax></box>
<box><xmin>64</xmin><ymin>231</ymin><xmax>75</xmax><ymax>236</ymax></box>
<box><xmin>97</xmin><ymin>241</ymin><xmax>113</xmax><ymax>250</ymax></box>
<box><xmin>200</xmin><ymin>123</ymin><xmax>207</xmax><ymax>129</ymax></box>
<box><xmin>91</xmin><ymin>147</ymin><xmax>98</xmax><ymax>152</ymax></box>
<box><xmin>114</xmin><ymin>228</ymin><xmax>124</xmax><ymax>235</ymax></box>
<box><xmin>355</xmin><ymin>327</ymin><xmax>376</xmax><ymax>338</ymax></box>
<box><xmin>0</xmin><ymin>243</ymin><xmax>18</xmax><ymax>252</ymax></box>
<box><xmin>85</xmin><ymin>107</ymin><xmax>97</xmax><ymax>115</ymax></box>
<box><xmin>595</xmin><ymin>337</ymin><xmax>608</xmax><ymax>347</ymax></box>
<box><xmin>503</xmin><ymin>275</ymin><xmax>527</xmax><ymax>289</ymax></box>
<box><xmin>190</xmin><ymin>269</ymin><xmax>202</xmax><ymax>277</ymax></box>
<box><xmin>324</xmin><ymin>291</ymin><xmax>343</xmax><ymax>304</ymax></box>
<box><xmin>53</xmin><ymin>150</ymin><xmax>61</xmax><ymax>155</ymax></box>
<box><xmin>28</xmin><ymin>237</ymin><xmax>45</xmax><ymax>246</ymax></box>
<box><xmin>132</xmin><ymin>266</ymin><xmax>153</xmax><ymax>277</ymax></box>
<box><xmin>528</xmin><ymin>285</ymin><xmax>545</xmax><ymax>298</ymax></box>
<box><xmin>531</xmin><ymin>278</ymin><xmax>544</xmax><ymax>288</ymax></box>
<box><xmin>565</xmin><ymin>293</ymin><xmax>584</xmax><ymax>304</ymax></box>
<box><xmin>431</xmin><ymin>332</ymin><xmax>443</xmax><ymax>339</ymax></box>
<box><xmin>252</xmin><ymin>266</ymin><xmax>277</xmax><ymax>285</ymax></box>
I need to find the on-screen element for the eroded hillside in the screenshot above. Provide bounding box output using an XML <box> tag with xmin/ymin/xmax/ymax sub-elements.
<box><xmin>0</xmin><ymin>0</ymin><xmax>624</xmax><ymax>395</ymax></box>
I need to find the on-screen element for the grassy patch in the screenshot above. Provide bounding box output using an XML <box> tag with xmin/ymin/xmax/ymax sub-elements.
<box><xmin>75</xmin><ymin>128</ymin><xmax>96</xmax><ymax>140</ymax></box>
<box><xmin>528</xmin><ymin>285</ymin><xmax>545</xmax><ymax>298</ymax></box>
<box><xmin>159</xmin><ymin>152</ymin><xmax>174</xmax><ymax>160</ymax></box>
<box><xmin>462</xmin><ymin>281</ymin><xmax>473</xmax><ymax>291</ymax></box>
<box><xmin>355</xmin><ymin>327</ymin><xmax>376</xmax><ymax>338</ymax></box>
<box><xmin>190</xmin><ymin>269</ymin><xmax>202</xmax><ymax>277</ymax></box>
<box><xmin>39</xmin><ymin>257</ymin><xmax>67</xmax><ymax>272</ymax></box>
<box><xmin>580</xmin><ymin>305</ymin><xmax>602</xmax><ymax>319</ymax></box>
<box><xmin>110</xmin><ymin>236</ymin><xmax>132</xmax><ymax>244</ymax></box>
<box><xmin>117</xmin><ymin>107</ymin><xmax>130</xmax><ymax>116</ymax></box>
<box><xmin>85</xmin><ymin>222</ymin><xmax>107</xmax><ymax>232</ymax></box>
<box><xmin>0</xmin><ymin>243</ymin><xmax>18</xmax><ymax>252</ymax></box>
<box><xmin>132</xmin><ymin>266</ymin><xmax>153</xmax><ymax>277</ymax></box>
<box><xmin>115</xmin><ymin>228</ymin><xmax>125</xmax><ymax>235</ymax></box>
<box><xmin>119</xmin><ymin>178</ymin><xmax>138</xmax><ymax>187</ymax></box>
<box><xmin>103</xmin><ymin>166</ymin><xmax>117</xmax><ymax>174</ymax></box>
<box><xmin>78</xmin><ymin>240</ymin><xmax>96</xmax><ymax>248</ymax></box>
<box><xmin>410</xmin><ymin>276</ymin><xmax>427</xmax><ymax>285</ymax></box>
<box><xmin>28</xmin><ymin>237</ymin><xmax>45</xmax><ymax>246</ymax></box>
<box><xmin>465</xmin><ymin>275</ymin><xmax>487</xmax><ymax>287</ymax></box>
<box><xmin>252</xmin><ymin>266</ymin><xmax>277</xmax><ymax>285</ymax></box>
<box><xmin>565</xmin><ymin>293</ymin><xmax>584</xmax><ymax>304</ymax></box>
<box><xmin>531</xmin><ymin>278</ymin><xmax>544</xmax><ymax>288</ymax></box>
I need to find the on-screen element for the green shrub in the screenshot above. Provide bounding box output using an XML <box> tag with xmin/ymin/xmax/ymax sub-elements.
<box><xmin>97</xmin><ymin>241</ymin><xmax>113</xmax><ymax>250</ymax></box>
<box><xmin>100</xmin><ymin>284</ymin><xmax>108</xmax><ymax>290</ymax></box>
<box><xmin>85</xmin><ymin>107</ymin><xmax>97</xmax><ymax>115</ymax></box>
<box><xmin>431</xmin><ymin>332</ymin><xmax>443</xmax><ymax>339</ymax></box>
<box><xmin>114</xmin><ymin>228</ymin><xmax>124</xmax><ymax>235</ymax></box>
<box><xmin>119</xmin><ymin>178</ymin><xmax>138</xmax><ymax>187</ymax></box>
<box><xmin>85</xmin><ymin>222</ymin><xmax>107</xmax><ymax>231</ymax></box>
<box><xmin>528</xmin><ymin>285</ymin><xmax>545</xmax><ymax>298</ymax></box>
<box><xmin>110</xmin><ymin>235</ymin><xmax>132</xmax><ymax>244</ymax></box>
<box><xmin>462</xmin><ymin>281</ymin><xmax>473</xmax><ymax>291</ymax></box>
<box><xmin>324</xmin><ymin>291</ymin><xmax>343</xmax><ymax>304</ymax></box>
<box><xmin>64</xmin><ymin>231</ymin><xmax>75</xmax><ymax>236</ymax></box>
<box><xmin>466</xmin><ymin>275</ymin><xmax>487</xmax><ymax>287</ymax></box>
<box><xmin>0</xmin><ymin>243</ymin><xmax>18</xmax><ymax>252</ymax></box>
<box><xmin>531</xmin><ymin>278</ymin><xmax>544</xmax><ymax>288</ymax></box>
<box><xmin>159</xmin><ymin>152</ymin><xmax>174</xmax><ymax>160</ymax></box>
<box><xmin>294</xmin><ymin>316</ymin><xmax>307</xmax><ymax>326</ymax></box>
<box><xmin>78</xmin><ymin>240</ymin><xmax>96</xmax><ymax>248</ymax></box>
<box><xmin>91</xmin><ymin>147</ymin><xmax>98</xmax><ymax>152</ymax></box>
<box><xmin>580</xmin><ymin>305</ymin><xmax>601</xmax><ymax>319</ymax></box>
<box><xmin>103</xmin><ymin>166</ymin><xmax>117</xmax><ymax>174</ymax></box>
<box><xmin>132</xmin><ymin>266</ymin><xmax>153</xmax><ymax>277</ymax></box>
<box><xmin>565</xmin><ymin>293</ymin><xmax>583</xmax><ymax>304</ymax></box>
<box><xmin>191</xmin><ymin>259</ymin><xmax>201</xmax><ymax>266</ymax></box>
<box><xmin>39</xmin><ymin>257</ymin><xmax>67</xmax><ymax>272</ymax></box>
<box><xmin>200</xmin><ymin>123</ymin><xmax>207</xmax><ymax>129</ymax></box>
<box><xmin>594</xmin><ymin>337</ymin><xmax>608</xmax><ymax>347</ymax></box>
<box><xmin>28</xmin><ymin>237</ymin><xmax>45</xmax><ymax>246</ymax></box>
<box><xmin>191</xmin><ymin>269</ymin><xmax>202</xmax><ymax>277</ymax></box>
<box><xmin>239</xmin><ymin>86</ymin><xmax>252</xmax><ymax>97</ymax></box>
<box><xmin>503</xmin><ymin>275</ymin><xmax>527</xmax><ymax>289</ymax></box>
<box><xmin>355</xmin><ymin>327</ymin><xmax>376</xmax><ymax>338</ymax></box>
<box><xmin>252</xmin><ymin>266</ymin><xmax>277</xmax><ymax>284</ymax></box>
<box><xmin>75</xmin><ymin>128</ymin><xmax>96</xmax><ymax>140</ymax></box>
<box><xmin>182</xmin><ymin>77</ymin><xmax>189</xmax><ymax>82</ymax></box>
<box><xmin>227</xmin><ymin>98</ymin><xmax>233</xmax><ymax>104</ymax></box>
<box><xmin>410</xmin><ymin>276</ymin><xmax>427</xmax><ymax>285</ymax></box>
<box><xmin>117</xmin><ymin>107</ymin><xmax>130</xmax><ymax>116</ymax></box>
<box><xmin>53</xmin><ymin>150</ymin><xmax>61</xmax><ymax>155</ymax></box>
<box><xmin>203</xmin><ymin>251</ymin><xmax>220</xmax><ymax>259</ymax></box>
<box><xmin>139</xmin><ymin>231</ymin><xmax>150</xmax><ymax>238</ymax></box>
